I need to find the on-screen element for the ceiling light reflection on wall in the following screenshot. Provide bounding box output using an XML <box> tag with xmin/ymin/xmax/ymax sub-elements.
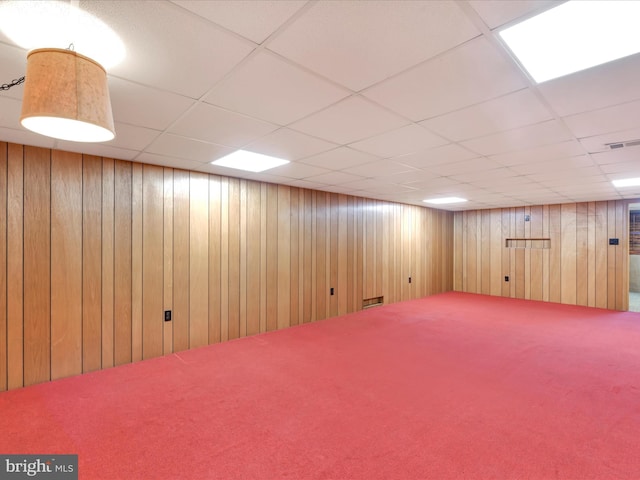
<box><xmin>423</xmin><ymin>197</ymin><xmax>468</xmax><ymax>205</ymax></box>
<box><xmin>211</xmin><ymin>150</ymin><xmax>290</xmax><ymax>173</ymax></box>
<box><xmin>499</xmin><ymin>1</ymin><xmax>640</xmax><ymax>83</ymax></box>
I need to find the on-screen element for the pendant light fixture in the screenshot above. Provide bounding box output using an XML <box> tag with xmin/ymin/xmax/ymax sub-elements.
<box><xmin>20</xmin><ymin>47</ymin><xmax>115</xmax><ymax>143</ymax></box>
<box><xmin>0</xmin><ymin>0</ymin><xmax>125</xmax><ymax>143</ymax></box>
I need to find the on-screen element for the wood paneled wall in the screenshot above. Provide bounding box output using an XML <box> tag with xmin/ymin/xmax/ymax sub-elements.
<box><xmin>0</xmin><ymin>142</ymin><xmax>453</xmax><ymax>390</ymax></box>
<box><xmin>453</xmin><ymin>202</ymin><xmax>630</xmax><ymax>311</ymax></box>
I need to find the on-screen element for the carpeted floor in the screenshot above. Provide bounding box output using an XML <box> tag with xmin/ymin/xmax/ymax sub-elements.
<box><xmin>1</xmin><ymin>292</ymin><xmax>639</xmax><ymax>479</ymax></box>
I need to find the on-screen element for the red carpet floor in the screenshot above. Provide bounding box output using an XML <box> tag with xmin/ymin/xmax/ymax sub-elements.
<box><xmin>1</xmin><ymin>292</ymin><xmax>639</xmax><ymax>479</ymax></box>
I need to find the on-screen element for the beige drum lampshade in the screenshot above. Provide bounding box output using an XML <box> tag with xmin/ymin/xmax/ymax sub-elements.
<box><xmin>20</xmin><ymin>48</ymin><xmax>115</xmax><ymax>143</ymax></box>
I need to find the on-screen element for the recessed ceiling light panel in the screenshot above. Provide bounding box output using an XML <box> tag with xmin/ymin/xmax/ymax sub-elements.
<box><xmin>612</xmin><ymin>178</ymin><xmax>640</xmax><ymax>188</ymax></box>
<box><xmin>211</xmin><ymin>150</ymin><xmax>289</xmax><ymax>173</ymax></box>
<box><xmin>499</xmin><ymin>1</ymin><xmax>640</xmax><ymax>83</ymax></box>
<box><xmin>423</xmin><ymin>197</ymin><xmax>467</xmax><ymax>205</ymax></box>
<box><xmin>0</xmin><ymin>0</ymin><xmax>125</xmax><ymax>69</ymax></box>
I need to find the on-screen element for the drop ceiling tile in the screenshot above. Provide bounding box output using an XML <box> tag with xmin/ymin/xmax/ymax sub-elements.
<box><xmin>538</xmin><ymin>53</ymin><xmax>640</xmax><ymax>118</ymax></box>
<box><xmin>358</xmin><ymin>183</ymin><xmax>419</xmax><ymax>196</ymax></box>
<box><xmin>304</xmin><ymin>171</ymin><xmax>366</xmax><ymax>186</ymax></box>
<box><xmin>363</xmin><ymin>37</ymin><xmax>527</xmax><ymax>121</ymax></box>
<box><xmin>171</xmin><ymin>0</ymin><xmax>307</xmax><ymax>44</ymax></box>
<box><xmin>56</xmin><ymin>142</ymin><xmax>140</xmax><ymax>161</ymax></box>
<box><xmin>591</xmin><ymin>148</ymin><xmax>640</xmax><ymax>166</ymax></box>
<box><xmin>420</xmin><ymin>89</ymin><xmax>553</xmax><ymax>142</ymax></box>
<box><xmin>194</xmin><ymin>163</ymin><xmax>255</xmax><ymax>178</ymax></box>
<box><xmin>246</xmin><ymin>172</ymin><xmax>298</xmax><ymax>185</ymax></box>
<box><xmin>563</xmin><ymin>99</ymin><xmax>640</xmax><ymax>139</ymax></box>
<box><xmin>490</xmin><ymin>140</ymin><xmax>586</xmax><ymax>166</ymax></box>
<box><xmin>268</xmin><ymin>161</ymin><xmax>329</xmax><ymax>180</ymax></box>
<box><xmin>289</xmin><ymin>96</ymin><xmax>408</xmax><ymax>145</ymax></box>
<box><xmin>83</xmin><ymin>0</ymin><xmax>255</xmax><ymax>98</ymax></box>
<box><xmin>428</xmin><ymin>157</ymin><xmax>504</xmax><ymax>176</ymax></box>
<box><xmin>450</xmin><ymin>167</ymin><xmax>519</xmax><ymax>183</ymax></box>
<box><xmin>349</xmin><ymin>124</ymin><xmax>447</xmax><ymax>158</ymax></box>
<box><xmin>404</xmin><ymin>176</ymin><xmax>460</xmax><ymax>190</ymax></box>
<box><xmin>243</xmin><ymin>128</ymin><xmax>337</xmax><ymax>161</ymax></box>
<box><xmin>168</xmin><ymin>103</ymin><xmax>278</xmax><ymax>147</ymax></box>
<box><xmin>145</xmin><ymin>133</ymin><xmax>234</xmax><ymax>163</ymax></box>
<box><xmin>268</xmin><ymin>0</ymin><xmax>479</xmax><ymax>91</ymax></box>
<box><xmin>579</xmin><ymin>128</ymin><xmax>640</xmax><ymax>154</ymax></box>
<box><xmin>387</xmin><ymin>169</ymin><xmax>439</xmax><ymax>185</ymax></box>
<box><xmin>299</xmin><ymin>147</ymin><xmax>379</xmax><ymax>170</ymax></box>
<box><xmin>467</xmin><ymin>0</ymin><xmax>560</xmax><ymax>29</ymax></box>
<box><xmin>104</xmin><ymin>123</ymin><xmax>160</xmax><ymax>151</ymax></box>
<box><xmin>204</xmin><ymin>51</ymin><xmax>349</xmax><ymax>125</ymax></box>
<box><xmin>599</xmin><ymin>162</ymin><xmax>640</xmax><ymax>175</ymax></box>
<box><xmin>342</xmin><ymin>159</ymin><xmax>417</xmax><ymax>178</ymax></box>
<box><xmin>393</xmin><ymin>143</ymin><xmax>478</xmax><ymax>169</ymax></box>
<box><xmin>108</xmin><ymin>77</ymin><xmax>195</xmax><ymax>131</ymax></box>
<box><xmin>0</xmin><ymin>127</ymin><xmax>56</xmax><ymax>150</ymax></box>
<box><xmin>461</xmin><ymin>120</ymin><xmax>573</xmax><ymax>156</ymax></box>
<box><xmin>509</xmin><ymin>155</ymin><xmax>594</xmax><ymax>175</ymax></box>
<box><xmin>136</xmin><ymin>152</ymin><xmax>204</xmax><ymax>170</ymax></box>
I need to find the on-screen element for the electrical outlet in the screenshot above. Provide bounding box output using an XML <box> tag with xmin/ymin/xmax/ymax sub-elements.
<box><xmin>408</xmin><ymin>277</ymin><xmax>412</xmax><ymax>284</ymax></box>
<box><xmin>330</xmin><ymin>287</ymin><xmax>334</xmax><ymax>296</ymax></box>
<box><xmin>504</xmin><ymin>276</ymin><xmax>510</xmax><ymax>282</ymax></box>
<box><xmin>164</xmin><ymin>310</ymin><xmax>172</xmax><ymax>322</ymax></box>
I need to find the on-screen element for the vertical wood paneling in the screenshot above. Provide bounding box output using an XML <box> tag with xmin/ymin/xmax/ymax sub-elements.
<box><xmin>576</xmin><ymin>202</ymin><xmax>588</xmax><ymax>307</ymax></box>
<box><xmin>465</xmin><ymin>211</ymin><xmax>477</xmax><ymax>293</ymax></box>
<box><xmin>51</xmin><ymin>150</ymin><xmax>82</xmax><ymax>380</ymax></box>
<box><xmin>114</xmin><ymin>161</ymin><xmax>133</xmax><ymax>365</ymax></box>
<box><xmin>173</xmin><ymin>170</ymin><xmax>190</xmax><ymax>351</ymax></box>
<box><xmin>82</xmin><ymin>156</ymin><xmax>102</xmax><ymax>373</ymax></box>
<box><xmin>454</xmin><ymin>200</ymin><xmax>630</xmax><ymax>311</ymax></box>
<box><xmin>265</xmin><ymin>183</ymin><xmax>278</xmax><ymax>331</ymax></box>
<box><xmin>260</xmin><ymin>183</ymin><xmax>268</xmax><ymax>330</ymax></box>
<box><xmin>302</xmin><ymin>189</ymin><xmax>312</xmax><ymax>323</ymax></box>
<box><xmin>329</xmin><ymin>193</ymin><xmax>339</xmax><ymax>317</ymax></box>
<box><xmin>595</xmin><ymin>201</ymin><xmax>608</xmax><ymax>308</ymax></box>
<box><xmin>549</xmin><ymin>205</ymin><xmax>562</xmax><ymax>303</ymax></box>
<box><xmin>101</xmin><ymin>158</ymin><xmax>115</xmax><ymax>369</ymax></box>
<box><xmin>0</xmin><ymin>144</ymin><xmax>6</xmax><ymax>391</ymax></box>
<box><xmin>481</xmin><ymin>210</ymin><xmax>491</xmax><ymax>295</ymax></box>
<box><xmin>277</xmin><ymin>185</ymin><xmax>291</xmax><ymax>329</ymax></box>
<box><xmin>131</xmin><ymin>163</ymin><xmax>143</xmax><ymax>362</ymax></box>
<box><xmin>315</xmin><ymin>192</ymin><xmax>327</xmax><ymax>319</ymax></box>
<box><xmin>209</xmin><ymin>176</ymin><xmax>221</xmax><ymax>343</ymax></box>
<box><xmin>189</xmin><ymin>173</ymin><xmax>209</xmax><ymax>347</ymax></box>
<box><xmin>337</xmin><ymin>195</ymin><xmax>348</xmax><ymax>315</ymax></box>
<box><xmin>542</xmin><ymin>204</ymin><xmax>550</xmax><ymax>302</ymax></box>
<box><xmin>607</xmin><ymin>201</ymin><xmax>616</xmax><ymax>309</ymax></box>
<box><xmin>246</xmin><ymin>181</ymin><xmax>261</xmax><ymax>335</ymax></box>
<box><xmin>163</xmin><ymin>168</ymin><xmax>173</xmax><ymax>356</ymax></box>
<box><xmin>587</xmin><ymin>202</ymin><xmax>596</xmax><ymax>307</ymax></box>
<box><xmin>453</xmin><ymin>211</ymin><xmax>462</xmax><ymax>291</ymax></box>
<box><xmin>228</xmin><ymin>178</ymin><xmax>241</xmax><ymax>339</ymax></box>
<box><xmin>142</xmin><ymin>165</ymin><xmax>163</xmax><ymax>360</ymax></box>
<box><xmin>290</xmin><ymin>188</ymin><xmax>300</xmax><ymax>326</ymax></box>
<box><xmin>7</xmin><ymin>143</ymin><xmax>23</xmax><ymax>389</ymax></box>
<box><xmin>530</xmin><ymin>205</ymin><xmax>543</xmax><ymax>301</ymax></box>
<box><xmin>23</xmin><ymin>146</ymin><xmax>50</xmax><ymax>386</ymax></box>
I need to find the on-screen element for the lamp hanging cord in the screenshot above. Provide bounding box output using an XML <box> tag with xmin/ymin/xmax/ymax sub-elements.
<box><xmin>1</xmin><ymin>76</ymin><xmax>25</xmax><ymax>91</ymax></box>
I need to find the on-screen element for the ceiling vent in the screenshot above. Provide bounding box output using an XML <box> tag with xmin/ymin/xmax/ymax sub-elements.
<box><xmin>606</xmin><ymin>139</ymin><xmax>640</xmax><ymax>150</ymax></box>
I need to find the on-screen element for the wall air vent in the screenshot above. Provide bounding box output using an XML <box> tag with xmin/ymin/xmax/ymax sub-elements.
<box><xmin>606</xmin><ymin>139</ymin><xmax>640</xmax><ymax>150</ymax></box>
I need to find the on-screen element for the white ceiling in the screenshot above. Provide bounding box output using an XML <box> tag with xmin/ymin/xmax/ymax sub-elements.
<box><xmin>1</xmin><ymin>0</ymin><xmax>640</xmax><ymax>211</ymax></box>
